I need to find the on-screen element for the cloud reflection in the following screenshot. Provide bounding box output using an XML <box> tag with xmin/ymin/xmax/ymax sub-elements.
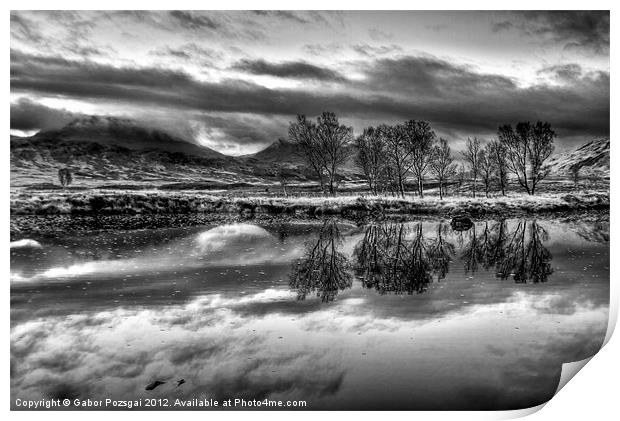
<box><xmin>10</xmin><ymin>218</ymin><xmax>609</xmax><ymax>409</ymax></box>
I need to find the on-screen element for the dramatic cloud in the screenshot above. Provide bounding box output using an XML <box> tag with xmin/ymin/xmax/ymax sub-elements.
<box><xmin>10</xmin><ymin>50</ymin><xmax>609</xmax><ymax>144</ymax></box>
<box><xmin>231</xmin><ymin>58</ymin><xmax>347</xmax><ymax>82</ymax></box>
<box><xmin>351</xmin><ymin>44</ymin><xmax>403</xmax><ymax>57</ymax></box>
<box><xmin>9</xmin><ymin>11</ymin><xmax>610</xmax><ymax>152</ymax></box>
<box><xmin>10</xmin><ymin>98</ymin><xmax>84</xmax><ymax>132</ymax></box>
<box><xmin>168</xmin><ymin>10</ymin><xmax>221</xmax><ymax>31</ymax></box>
<box><xmin>493</xmin><ymin>11</ymin><xmax>610</xmax><ymax>53</ymax></box>
<box><xmin>250</xmin><ymin>10</ymin><xmax>310</xmax><ymax>24</ymax></box>
<box><xmin>148</xmin><ymin>43</ymin><xmax>224</xmax><ymax>68</ymax></box>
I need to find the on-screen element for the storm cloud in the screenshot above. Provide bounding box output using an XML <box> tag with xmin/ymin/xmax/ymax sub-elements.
<box><xmin>10</xmin><ymin>49</ymin><xmax>609</xmax><ymax>143</ymax></box>
<box><xmin>493</xmin><ymin>11</ymin><xmax>610</xmax><ymax>53</ymax></box>
<box><xmin>231</xmin><ymin>58</ymin><xmax>347</xmax><ymax>82</ymax></box>
<box><xmin>10</xmin><ymin>98</ymin><xmax>84</xmax><ymax>132</ymax></box>
<box><xmin>9</xmin><ymin>11</ymin><xmax>610</xmax><ymax>151</ymax></box>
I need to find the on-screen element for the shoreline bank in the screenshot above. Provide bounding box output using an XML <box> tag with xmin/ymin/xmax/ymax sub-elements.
<box><xmin>11</xmin><ymin>190</ymin><xmax>610</xmax><ymax>216</ymax></box>
<box><xmin>10</xmin><ymin>190</ymin><xmax>610</xmax><ymax>236</ymax></box>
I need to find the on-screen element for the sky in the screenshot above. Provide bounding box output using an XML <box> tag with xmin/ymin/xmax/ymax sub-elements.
<box><xmin>10</xmin><ymin>10</ymin><xmax>610</xmax><ymax>155</ymax></box>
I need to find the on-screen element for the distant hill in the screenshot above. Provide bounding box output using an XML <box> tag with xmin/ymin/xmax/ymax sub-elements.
<box><xmin>10</xmin><ymin>116</ymin><xmax>367</xmax><ymax>188</ymax></box>
<box><xmin>10</xmin><ymin>117</ymin><xmax>248</xmax><ymax>187</ymax></box>
<box><xmin>241</xmin><ymin>138</ymin><xmax>306</xmax><ymax>166</ymax></box>
<box><xmin>10</xmin><ymin>117</ymin><xmax>319</xmax><ymax>187</ymax></box>
<box><xmin>545</xmin><ymin>138</ymin><xmax>610</xmax><ymax>178</ymax></box>
<box><xmin>241</xmin><ymin>138</ymin><xmax>360</xmax><ymax>175</ymax></box>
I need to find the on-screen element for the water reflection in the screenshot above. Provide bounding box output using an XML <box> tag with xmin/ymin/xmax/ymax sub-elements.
<box><xmin>10</xmin><ymin>217</ymin><xmax>609</xmax><ymax>410</ymax></box>
<box><xmin>497</xmin><ymin>221</ymin><xmax>553</xmax><ymax>283</ymax></box>
<box><xmin>461</xmin><ymin>220</ymin><xmax>553</xmax><ymax>283</ymax></box>
<box><xmin>289</xmin><ymin>220</ymin><xmax>353</xmax><ymax>302</ymax></box>
<box><xmin>296</xmin><ymin>219</ymin><xmax>556</xmax><ymax>300</ymax></box>
<box><xmin>352</xmin><ymin>223</ymin><xmax>451</xmax><ymax>295</ymax></box>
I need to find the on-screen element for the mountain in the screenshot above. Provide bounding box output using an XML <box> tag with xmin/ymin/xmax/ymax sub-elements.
<box><xmin>241</xmin><ymin>138</ymin><xmax>306</xmax><ymax>166</ymax></box>
<box><xmin>545</xmin><ymin>138</ymin><xmax>610</xmax><ymax>178</ymax></box>
<box><xmin>11</xmin><ymin>117</ymin><xmax>365</xmax><ymax>188</ymax></box>
<box><xmin>10</xmin><ymin>117</ymin><xmax>321</xmax><ymax>187</ymax></box>
<box><xmin>29</xmin><ymin>116</ymin><xmax>224</xmax><ymax>159</ymax></box>
<box><xmin>10</xmin><ymin>117</ymin><xmax>245</xmax><ymax>187</ymax></box>
<box><xmin>241</xmin><ymin>138</ymin><xmax>360</xmax><ymax>175</ymax></box>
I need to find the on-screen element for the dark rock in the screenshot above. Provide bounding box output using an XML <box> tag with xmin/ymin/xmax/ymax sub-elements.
<box><xmin>450</xmin><ymin>215</ymin><xmax>473</xmax><ymax>231</ymax></box>
<box><xmin>145</xmin><ymin>380</ymin><xmax>166</xmax><ymax>391</ymax></box>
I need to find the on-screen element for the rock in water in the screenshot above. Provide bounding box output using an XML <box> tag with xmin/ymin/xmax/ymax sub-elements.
<box><xmin>451</xmin><ymin>215</ymin><xmax>473</xmax><ymax>231</ymax></box>
<box><xmin>145</xmin><ymin>380</ymin><xmax>166</xmax><ymax>390</ymax></box>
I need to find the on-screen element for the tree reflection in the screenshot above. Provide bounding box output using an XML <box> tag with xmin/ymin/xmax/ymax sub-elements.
<box><xmin>427</xmin><ymin>224</ymin><xmax>456</xmax><ymax>281</ymax></box>
<box><xmin>496</xmin><ymin>220</ymin><xmax>553</xmax><ymax>283</ymax></box>
<box><xmin>461</xmin><ymin>220</ymin><xmax>553</xmax><ymax>283</ymax></box>
<box><xmin>353</xmin><ymin>222</ymin><xmax>455</xmax><ymax>294</ymax></box>
<box><xmin>290</xmin><ymin>218</ymin><xmax>555</xmax><ymax>303</ymax></box>
<box><xmin>289</xmin><ymin>220</ymin><xmax>353</xmax><ymax>302</ymax></box>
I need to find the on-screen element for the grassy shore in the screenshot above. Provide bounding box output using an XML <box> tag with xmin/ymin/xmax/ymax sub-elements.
<box><xmin>10</xmin><ymin>188</ymin><xmax>610</xmax><ymax>218</ymax></box>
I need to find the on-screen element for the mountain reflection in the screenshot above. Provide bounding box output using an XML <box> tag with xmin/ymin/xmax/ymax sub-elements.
<box><xmin>289</xmin><ymin>220</ymin><xmax>353</xmax><ymax>302</ymax></box>
<box><xmin>291</xmin><ymin>219</ymin><xmax>555</xmax><ymax>300</ymax></box>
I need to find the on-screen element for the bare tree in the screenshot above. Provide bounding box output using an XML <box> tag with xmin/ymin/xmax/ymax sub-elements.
<box><xmin>497</xmin><ymin>121</ymin><xmax>555</xmax><ymax>195</ymax></box>
<box><xmin>315</xmin><ymin>112</ymin><xmax>353</xmax><ymax>195</ymax></box>
<box><xmin>528</xmin><ymin>122</ymin><xmax>556</xmax><ymax>194</ymax></box>
<box><xmin>454</xmin><ymin>164</ymin><xmax>467</xmax><ymax>195</ymax></box>
<box><xmin>403</xmin><ymin>120</ymin><xmax>436</xmax><ymax>197</ymax></box>
<box><xmin>478</xmin><ymin>145</ymin><xmax>496</xmax><ymax>197</ymax></box>
<box><xmin>382</xmin><ymin>124</ymin><xmax>412</xmax><ymax>198</ymax></box>
<box><xmin>273</xmin><ymin>164</ymin><xmax>289</xmax><ymax>197</ymax></box>
<box><xmin>488</xmin><ymin>139</ymin><xmax>508</xmax><ymax>196</ymax></box>
<box><xmin>288</xmin><ymin>115</ymin><xmax>325</xmax><ymax>192</ymax></box>
<box><xmin>461</xmin><ymin>137</ymin><xmax>481</xmax><ymax>198</ymax></box>
<box><xmin>58</xmin><ymin>168</ymin><xmax>73</xmax><ymax>189</ymax></box>
<box><xmin>354</xmin><ymin>126</ymin><xmax>386</xmax><ymax>194</ymax></box>
<box><xmin>429</xmin><ymin>137</ymin><xmax>456</xmax><ymax>200</ymax></box>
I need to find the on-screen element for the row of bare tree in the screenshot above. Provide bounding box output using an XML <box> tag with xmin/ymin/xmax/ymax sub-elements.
<box><xmin>288</xmin><ymin>112</ymin><xmax>556</xmax><ymax>197</ymax></box>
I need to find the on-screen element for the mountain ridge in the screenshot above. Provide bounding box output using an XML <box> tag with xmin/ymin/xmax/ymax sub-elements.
<box><xmin>544</xmin><ymin>138</ymin><xmax>609</xmax><ymax>178</ymax></box>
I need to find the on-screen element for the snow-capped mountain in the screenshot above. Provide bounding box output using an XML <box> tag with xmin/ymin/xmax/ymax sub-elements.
<box><xmin>545</xmin><ymin>138</ymin><xmax>610</xmax><ymax>178</ymax></box>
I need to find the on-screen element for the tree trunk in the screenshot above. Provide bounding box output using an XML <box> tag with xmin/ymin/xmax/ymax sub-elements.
<box><xmin>418</xmin><ymin>177</ymin><xmax>424</xmax><ymax>198</ymax></box>
<box><xmin>473</xmin><ymin>176</ymin><xmax>477</xmax><ymax>198</ymax></box>
<box><xmin>439</xmin><ymin>180</ymin><xmax>443</xmax><ymax>200</ymax></box>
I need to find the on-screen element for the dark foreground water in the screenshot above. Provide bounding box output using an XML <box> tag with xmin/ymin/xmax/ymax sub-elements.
<box><xmin>10</xmin><ymin>217</ymin><xmax>609</xmax><ymax>410</ymax></box>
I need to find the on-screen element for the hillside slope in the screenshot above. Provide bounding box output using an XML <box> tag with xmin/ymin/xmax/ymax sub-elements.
<box><xmin>545</xmin><ymin>138</ymin><xmax>610</xmax><ymax>178</ymax></box>
<box><xmin>241</xmin><ymin>137</ymin><xmax>360</xmax><ymax>174</ymax></box>
<box><xmin>10</xmin><ymin>118</ymin><xmax>319</xmax><ymax>188</ymax></box>
<box><xmin>241</xmin><ymin>138</ymin><xmax>306</xmax><ymax>166</ymax></box>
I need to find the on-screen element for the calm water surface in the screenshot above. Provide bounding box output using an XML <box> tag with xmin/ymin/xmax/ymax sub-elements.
<box><xmin>10</xmin><ymin>217</ymin><xmax>609</xmax><ymax>410</ymax></box>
